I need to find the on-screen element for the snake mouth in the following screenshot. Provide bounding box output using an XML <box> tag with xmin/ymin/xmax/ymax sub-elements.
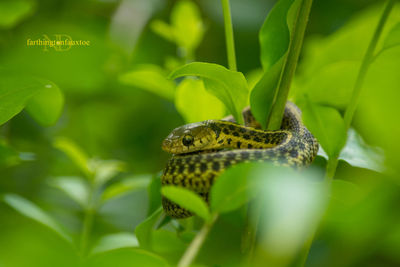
<box><xmin>173</xmin><ymin>148</ymin><xmax>229</xmax><ymax>157</ymax></box>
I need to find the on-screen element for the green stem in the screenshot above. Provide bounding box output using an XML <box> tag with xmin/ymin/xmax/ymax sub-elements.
<box><xmin>221</xmin><ymin>0</ymin><xmax>237</xmax><ymax>71</ymax></box>
<box><xmin>178</xmin><ymin>214</ymin><xmax>218</xmax><ymax>267</ymax></box>
<box><xmin>267</xmin><ymin>0</ymin><xmax>313</xmax><ymax>130</ymax></box>
<box><xmin>343</xmin><ymin>0</ymin><xmax>396</xmax><ymax>129</ymax></box>
<box><xmin>80</xmin><ymin>183</ymin><xmax>97</xmax><ymax>257</ymax></box>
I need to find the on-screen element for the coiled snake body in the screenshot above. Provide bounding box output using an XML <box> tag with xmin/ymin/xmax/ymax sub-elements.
<box><xmin>161</xmin><ymin>102</ymin><xmax>319</xmax><ymax>218</ymax></box>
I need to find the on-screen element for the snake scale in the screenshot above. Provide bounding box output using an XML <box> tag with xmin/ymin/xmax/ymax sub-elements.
<box><xmin>161</xmin><ymin>102</ymin><xmax>319</xmax><ymax>218</ymax></box>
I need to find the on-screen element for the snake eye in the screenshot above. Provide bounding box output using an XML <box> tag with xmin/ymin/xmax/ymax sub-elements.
<box><xmin>182</xmin><ymin>134</ymin><xmax>194</xmax><ymax>146</ymax></box>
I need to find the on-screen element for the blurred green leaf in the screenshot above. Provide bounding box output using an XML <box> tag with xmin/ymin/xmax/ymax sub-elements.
<box><xmin>170</xmin><ymin>62</ymin><xmax>249</xmax><ymax>124</ymax></box>
<box><xmin>147</xmin><ymin>173</ymin><xmax>162</xmax><ymax>216</ymax></box>
<box><xmin>102</xmin><ymin>175</ymin><xmax>151</xmax><ymax>202</ymax></box>
<box><xmin>0</xmin><ymin>73</ymin><xmax>63</xmax><ymax>126</ymax></box>
<box><xmin>0</xmin><ymin>142</ymin><xmax>20</xmax><ymax>167</ymax></box>
<box><xmin>152</xmin><ymin>229</ymin><xmax>187</xmax><ymax>255</ymax></box>
<box><xmin>255</xmin><ymin>166</ymin><xmax>326</xmax><ymax>260</ymax></box>
<box><xmin>25</xmin><ymin>80</ymin><xmax>64</xmax><ymax>126</ymax></box>
<box><xmin>339</xmin><ymin>128</ymin><xmax>385</xmax><ymax>172</ymax></box>
<box><xmin>210</xmin><ymin>163</ymin><xmax>263</xmax><ymax>214</ymax></box>
<box><xmin>250</xmin><ymin>57</ymin><xmax>285</xmax><ymax>129</ymax></box>
<box><xmin>297</xmin><ymin>3</ymin><xmax>400</xmax><ymax>81</ymax></box>
<box><xmin>49</xmin><ymin>176</ymin><xmax>89</xmax><ymax>208</ymax></box>
<box><xmin>119</xmin><ymin>65</ymin><xmax>175</xmax><ymax>101</ymax></box>
<box><xmin>151</xmin><ymin>0</ymin><xmax>204</xmax><ymax>57</ymax></box>
<box><xmin>170</xmin><ymin>0</ymin><xmax>204</xmax><ymax>56</ymax></box>
<box><xmin>2</xmin><ymin>193</ymin><xmax>72</xmax><ymax>243</ymax></box>
<box><xmin>294</xmin><ymin>61</ymin><xmax>358</xmax><ymax>109</ymax></box>
<box><xmin>300</xmin><ymin>99</ymin><xmax>347</xmax><ymax>159</ymax></box>
<box><xmin>86</xmin><ymin>248</ymin><xmax>169</xmax><ymax>267</ymax></box>
<box><xmin>151</xmin><ymin>20</ymin><xmax>175</xmax><ymax>43</ymax></box>
<box><xmin>259</xmin><ymin>0</ymin><xmax>297</xmax><ymax>70</ymax></box>
<box><xmin>53</xmin><ymin>137</ymin><xmax>91</xmax><ymax>178</ymax></box>
<box><xmin>175</xmin><ymin>78</ymin><xmax>226</xmax><ymax>123</ymax></box>
<box><xmin>135</xmin><ymin>207</ymin><xmax>163</xmax><ymax>249</ymax></box>
<box><xmin>161</xmin><ymin>186</ymin><xmax>211</xmax><ymax>221</ymax></box>
<box><xmin>91</xmin><ymin>233</ymin><xmax>139</xmax><ymax>255</ymax></box>
<box><xmin>89</xmin><ymin>159</ymin><xmax>126</xmax><ymax>185</ymax></box>
<box><xmin>382</xmin><ymin>22</ymin><xmax>400</xmax><ymax>51</ymax></box>
<box><xmin>0</xmin><ymin>0</ymin><xmax>35</xmax><ymax>29</ymax></box>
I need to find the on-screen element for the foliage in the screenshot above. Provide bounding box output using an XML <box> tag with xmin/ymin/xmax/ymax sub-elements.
<box><xmin>1</xmin><ymin>0</ymin><xmax>400</xmax><ymax>267</ymax></box>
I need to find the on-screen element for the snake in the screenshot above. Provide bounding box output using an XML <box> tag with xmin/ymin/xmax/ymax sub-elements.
<box><xmin>161</xmin><ymin>102</ymin><xmax>319</xmax><ymax>218</ymax></box>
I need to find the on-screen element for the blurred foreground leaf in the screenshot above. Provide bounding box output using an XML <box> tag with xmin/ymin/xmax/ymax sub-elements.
<box><xmin>170</xmin><ymin>62</ymin><xmax>248</xmax><ymax>124</ymax></box>
<box><xmin>86</xmin><ymin>248</ymin><xmax>169</xmax><ymax>267</ymax></box>
<box><xmin>161</xmin><ymin>186</ymin><xmax>211</xmax><ymax>221</ymax></box>
<box><xmin>210</xmin><ymin>163</ymin><xmax>263</xmax><ymax>214</ymax></box>
<box><xmin>2</xmin><ymin>193</ymin><xmax>72</xmax><ymax>243</ymax></box>
<box><xmin>119</xmin><ymin>65</ymin><xmax>175</xmax><ymax>100</ymax></box>
<box><xmin>91</xmin><ymin>233</ymin><xmax>139</xmax><ymax>255</ymax></box>
<box><xmin>254</xmin><ymin>166</ymin><xmax>326</xmax><ymax>263</ymax></box>
<box><xmin>175</xmin><ymin>78</ymin><xmax>226</xmax><ymax>123</ymax></box>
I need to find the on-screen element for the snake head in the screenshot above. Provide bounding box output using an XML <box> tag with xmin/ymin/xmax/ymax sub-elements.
<box><xmin>162</xmin><ymin>121</ymin><xmax>215</xmax><ymax>154</ymax></box>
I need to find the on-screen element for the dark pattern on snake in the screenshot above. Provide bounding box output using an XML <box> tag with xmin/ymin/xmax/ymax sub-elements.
<box><xmin>161</xmin><ymin>102</ymin><xmax>319</xmax><ymax>218</ymax></box>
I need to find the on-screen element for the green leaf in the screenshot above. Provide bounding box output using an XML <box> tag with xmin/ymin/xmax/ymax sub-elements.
<box><xmin>91</xmin><ymin>233</ymin><xmax>139</xmax><ymax>255</ymax></box>
<box><xmin>102</xmin><ymin>175</ymin><xmax>151</xmax><ymax>202</ymax></box>
<box><xmin>0</xmin><ymin>142</ymin><xmax>20</xmax><ymax>167</ymax></box>
<box><xmin>119</xmin><ymin>65</ymin><xmax>176</xmax><ymax>100</ymax></box>
<box><xmin>150</xmin><ymin>20</ymin><xmax>175</xmax><ymax>43</ymax></box>
<box><xmin>86</xmin><ymin>248</ymin><xmax>169</xmax><ymax>267</ymax></box>
<box><xmin>259</xmin><ymin>0</ymin><xmax>297</xmax><ymax>71</ymax></box>
<box><xmin>161</xmin><ymin>186</ymin><xmax>211</xmax><ymax>221</ymax></box>
<box><xmin>339</xmin><ymin>128</ymin><xmax>385</xmax><ymax>172</ymax></box>
<box><xmin>383</xmin><ymin>22</ymin><xmax>400</xmax><ymax>51</ymax></box>
<box><xmin>25</xmin><ymin>80</ymin><xmax>64</xmax><ymax>126</ymax></box>
<box><xmin>250</xmin><ymin>57</ymin><xmax>285</xmax><ymax>129</ymax></box>
<box><xmin>170</xmin><ymin>0</ymin><xmax>204</xmax><ymax>55</ymax></box>
<box><xmin>210</xmin><ymin>163</ymin><xmax>263</xmax><ymax>214</ymax></box>
<box><xmin>147</xmin><ymin>173</ymin><xmax>162</xmax><ymax>216</ymax></box>
<box><xmin>135</xmin><ymin>207</ymin><xmax>163</xmax><ymax>249</ymax></box>
<box><xmin>152</xmin><ymin>229</ymin><xmax>187</xmax><ymax>255</ymax></box>
<box><xmin>151</xmin><ymin>0</ymin><xmax>204</xmax><ymax>57</ymax></box>
<box><xmin>256</xmin><ymin>166</ymin><xmax>326</xmax><ymax>258</ymax></box>
<box><xmin>2</xmin><ymin>193</ymin><xmax>72</xmax><ymax>243</ymax></box>
<box><xmin>293</xmin><ymin>61</ymin><xmax>358</xmax><ymax>110</ymax></box>
<box><xmin>175</xmin><ymin>78</ymin><xmax>226</xmax><ymax>123</ymax></box>
<box><xmin>0</xmin><ymin>0</ymin><xmax>35</xmax><ymax>29</ymax></box>
<box><xmin>299</xmin><ymin>99</ymin><xmax>347</xmax><ymax>159</ymax></box>
<box><xmin>170</xmin><ymin>62</ymin><xmax>249</xmax><ymax>124</ymax></box>
<box><xmin>49</xmin><ymin>176</ymin><xmax>89</xmax><ymax>208</ymax></box>
<box><xmin>53</xmin><ymin>137</ymin><xmax>92</xmax><ymax>178</ymax></box>
<box><xmin>89</xmin><ymin>159</ymin><xmax>126</xmax><ymax>185</ymax></box>
<box><xmin>0</xmin><ymin>73</ymin><xmax>63</xmax><ymax>126</ymax></box>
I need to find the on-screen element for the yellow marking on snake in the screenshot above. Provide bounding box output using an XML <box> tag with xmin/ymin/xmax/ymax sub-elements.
<box><xmin>161</xmin><ymin>102</ymin><xmax>319</xmax><ymax>218</ymax></box>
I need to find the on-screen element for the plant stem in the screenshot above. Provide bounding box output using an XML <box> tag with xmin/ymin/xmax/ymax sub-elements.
<box><xmin>221</xmin><ymin>0</ymin><xmax>237</xmax><ymax>71</ymax></box>
<box><xmin>267</xmin><ymin>0</ymin><xmax>313</xmax><ymax>130</ymax></box>
<box><xmin>178</xmin><ymin>214</ymin><xmax>218</xmax><ymax>267</ymax></box>
<box><xmin>80</xmin><ymin>183</ymin><xmax>97</xmax><ymax>257</ymax></box>
<box><xmin>343</xmin><ymin>0</ymin><xmax>396</xmax><ymax>130</ymax></box>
